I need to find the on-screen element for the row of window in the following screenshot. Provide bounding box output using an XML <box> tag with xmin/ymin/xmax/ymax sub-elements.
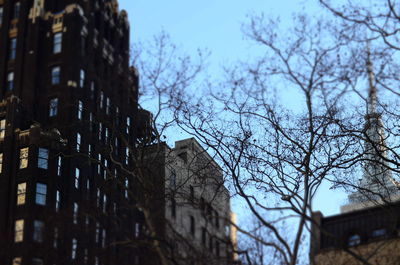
<box><xmin>17</xmin><ymin>182</ymin><xmax>47</xmax><ymax>206</ymax></box>
<box><xmin>347</xmin><ymin>227</ymin><xmax>391</xmax><ymax>247</ymax></box>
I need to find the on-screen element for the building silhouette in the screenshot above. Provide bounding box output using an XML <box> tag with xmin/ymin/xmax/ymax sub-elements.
<box><xmin>0</xmin><ymin>0</ymin><xmax>142</xmax><ymax>264</ymax></box>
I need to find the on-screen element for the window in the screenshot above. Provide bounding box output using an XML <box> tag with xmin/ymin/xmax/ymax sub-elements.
<box><xmin>0</xmin><ymin>119</ymin><xmax>5</xmax><ymax>138</ymax></box>
<box><xmin>216</xmin><ymin>241</ymin><xmax>220</xmax><ymax>257</ymax></box>
<box><xmin>32</xmin><ymin>258</ymin><xmax>43</xmax><ymax>265</ymax></box>
<box><xmin>102</xmin><ymin>229</ymin><xmax>106</xmax><ymax>248</ymax></box>
<box><xmin>171</xmin><ymin>197</ymin><xmax>176</xmax><ymax>218</ymax></box>
<box><xmin>89</xmin><ymin>112</ymin><xmax>93</xmax><ymax>131</ymax></box>
<box><xmin>19</xmin><ymin>147</ymin><xmax>29</xmax><ymax>169</ymax></box>
<box><xmin>53</xmin><ymin>227</ymin><xmax>58</xmax><ymax>248</ymax></box>
<box><xmin>103</xmin><ymin>194</ymin><xmax>107</xmax><ymax>213</ymax></box>
<box><xmin>0</xmin><ymin>7</ymin><xmax>3</xmax><ymax>26</ymax></box>
<box><xmin>12</xmin><ymin>257</ymin><xmax>22</xmax><ymax>265</ymax></box>
<box><xmin>209</xmin><ymin>236</ymin><xmax>213</xmax><ymax>251</ymax></box>
<box><xmin>90</xmin><ymin>81</ymin><xmax>95</xmax><ymax>99</ymax></box>
<box><xmin>17</xmin><ymin>183</ymin><xmax>26</xmax><ymax>205</ymax></box>
<box><xmin>13</xmin><ymin>2</ymin><xmax>20</xmax><ymax>19</ymax></box>
<box><xmin>114</xmin><ymin>138</ymin><xmax>118</xmax><ymax>155</ymax></box>
<box><xmin>33</xmin><ymin>220</ymin><xmax>44</xmax><ymax>242</ymax></box>
<box><xmin>72</xmin><ymin>238</ymin><xmax>77</xmax><ymax>259</ymax></box>
<box><xmin>7</xmin><ymin>72</ymin><xmax>14</xmax><ymax>90</ymax></box>
<box><xmin>51</xmin><ymin>66</ymin><xmax>60</xmax><ymax>85</ymax></box>
<box><xmin>76</xmin><ymin>133</ymin><xmax>81</xmax><ymax>152</ymax></box>
<box><xmin>9</xmin><ymin>38</ymin><xmax>17</xmax><ymax>60</ymax></box>
<box><xmin>100</xmin><ymin>91</ymin><xmax>104</xmax><ymax>109</ymax></box>
<box><xmin>106</xmin><ymin>97</ymin><xmax>110</xmax><ymax>114</ymax></box>
<box><xmin>14</xmin><ymin>219</ymin><xmax>24</xmax><ymax>242</ymax></box>
<box><xmin>73</xmin><ymin>202</ymin><xmax>78</xmax><ymax>224</ymax></box>
<box><xmin>80</xmin><ymin>69</ymin><xmax>85</xmax><ymax>87</ymax></box>
<box><xmin>170</xmin><ymin>169</ymin><xmax>176</xmax><ymax>189</ymax></box>
<box><xmin>35</xmin><ymin>183</ymin><xmax>47</xmax><ymax>205</ymax></box>
<box><xmin>53</xmin><ymin>32</ymin><xmax>62</xmax><ymax>53</ymax></box>
<box><xmin>125</xmin><ymin>147</ymin><xmax>129</xmax><ymax>165</ymax></box>
<box><xmin>37</xmin><ymin>148</ymin><xmax>49</xmax><ymax>169</ymax></box>
<box><xmin>57</xmin><ymin>156</ymin><xmax>62</xmax><ymax>175</ymax></box>
<box><xmin>124</xmin><ymin>178</ymin><xmax>129</xmax><ymax>198</ymax></box>
<box><xmin>96</xmin><ymin>189</ymin><xmax>100</xmax><ymax>207</ymax></box>
<box><xmin>84</xmin><ymin>248</ymin><xmax>88</xmax><ymax>264</ymax></box>
<box><xmin>190</xmin><ymin>185</ymin><xmax>194</xmax><ymax>202</ymax></box>
<box><xmin>49</xmin><ymin>98</ymin><xmax>58</xmax><ymax>117</ymax></box>
<box><xmin>98</xmin><ymin>122</ymin><xmax>102</xmax><ymax>141</ymax></box>
<box><xmin>190</xmin><ymin>216</ymin><xmax>195</xmax><ymax>236</ymax></box>
<box><xmin>75</xmin><ymin>168</ymin><xmax>80</xmax><ymax>189</ymax></box>
<box><xmin>348</xmin><ymin>234</ymin><xmax>361</xmax><ymax>247</ymax></box>
<box><xmin>97</xmin><ymin>154</ymin><xmax>101</xmax><ymax>174</ymax></box>
<box><xmin>103</xmin><ymin>159</ymin><xmax>108</xmax><ymax>179</ymax></box>
<box><xmin>88</xmin><ymin>144</ymin><xmax>92</xmax><ymax>156</ymax></box>
<box><xmin>78</xmin><ymin>100</ymin><xmax>83</xmax><ymax>120</ymax></box>
<box><xmin>56</xmin><ymin>190</ymin><xmax>60</xmax><ymax>212</ymax></box>
<box><xmin>215</xmin><ymin>211</ymin><xmax>219</xmax><ymax>228</ymax></box>
<box><xmin>372</xmin><ymin>228</ymin><xmax>387</xmax><ymax>238</ymax></box>
<box><xmin>201</xmin><ymin>227</ymin><xmax>206</xmax><ymax>246</ymax></box>
<box><xmin>95</xmin><ymin>222</ymin><xmax>100</xmax><ymax>243</ymax></box>
<box><xmin>135</xmin><ymin>223</ymin><xmax>140</xmax><ymax>237</ymax></box>
<box><xmin>126</xmin><ymin>116</ymin><xmax>131</xmax><ymax>134</ymax></box>
<box><xmin>0</xmin><ymin>153</ymin><xmax>3</xmax><ymax>173</ymax></box>
<box><xmin>105</xmin><ymin>127</ymin><xmax>109</xmax><ymax>143</ymax></box>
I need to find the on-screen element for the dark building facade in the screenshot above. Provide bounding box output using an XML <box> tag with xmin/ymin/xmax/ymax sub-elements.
<box><xmin>0</xmin><ymin>0</ymin><xmax>142</xmax><ymax>264</ymax></box>
<box><xmin>310</xmin><ymin>203</ymin><xmax>400</xmax><ymax>265</ymax></box>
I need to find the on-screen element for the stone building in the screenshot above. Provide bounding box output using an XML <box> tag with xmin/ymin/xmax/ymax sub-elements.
<box><xmin>0</xmin><ymin>0</ymin><xmax>142</xmax><ymax>264</ymax></box>
<box><xmin>310</xmin><ymin>204</ymin><xmax>400</xmax><ymax>265</ymax></box>
<box><xmin>140</xmin><ymin>138</ymin><xmax>236</xmax><ymax>265</ymax></box>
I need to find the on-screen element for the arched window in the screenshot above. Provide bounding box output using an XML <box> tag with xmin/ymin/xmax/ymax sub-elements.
<box><xmin>347</xmin><ymin>234</ymin><xmax>361</xmax><ymax>247</ymax></box>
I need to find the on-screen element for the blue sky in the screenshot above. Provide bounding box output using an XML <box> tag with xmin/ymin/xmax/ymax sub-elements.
<box><xmin>118</xmin><ymin>0</ymin><xmax>348</xmax><ymax>217</ymax></box>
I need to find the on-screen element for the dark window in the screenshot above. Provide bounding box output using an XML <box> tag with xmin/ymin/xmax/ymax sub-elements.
<box><xmin>200</xmin><ymin>197</ymin><xmax>205</xmax><ymax>212</ymax></box>
<box><xmin>347</xmin><ymin>234</ymin><xmax>361</xmax><ymax>247</ymax></box>
<box><xmin>13</xmin><ymin>2</ymin><xmax>20</xmax><ymax>20</ymax></box>
<box><xmin>9</xmin><ymin>38</ymin><xmax>17</xmax><ymax>60</ymax></box>
<box><xmin>49</xmin><ymin>98</ymin><xmax>58</xmax><ymax>117</ymax></box>
<box><xmin>53</xmin><ymin>32</ymin><xmax>62</xmax><ymax>53</ymax></box>
<box><xmin>33</xmin><ymin>220</ymin><xmax>45</xmax><ymax>242</ymax></box>
<box><xmin>7</xmin><ymin>72</ymin><xmax>14</xmax><ymax>90</ymax></box>
<box><xmin>0</xmin><ymin>7</ymin><xmax>3</xmax><ymax>25</ymax></box>
<box><xmin>190</xmin><ymin>216</ymin><xmax>195</xmax><ymax>236</ymax></box>
<box><xmin>32</xmin><ymin>258</ymin><xmax>43</xmax><ymax>265</ymax></box>
<box><xmin>190</xmin><ymin>185</ymin><xmax>194</xmax><ymax>202</ymax></box>
<box><xmin>216</xmin><ymin>241</ymin><xmax>220</xmax><ymax>257</ymax></box>
<box><xmin>371</xmin><ymin>228</ymin><xmax>387</xmax><ymax>238</ymax></box>
<box><xmin>215</xmin><ymin>211</ymin><xmax>219</xmax><ymax>228</ymax></box>
<box><xmin>201</xmin><ymin>227</ymin><xmax>206</xmax><ymax>246</ymax></box>
<box><xmin>171</xmin><ymin>197</ymin><xmax>176</xmax><ymax>218</ymax></box>
<box><xmin>51</xmin><ymin>67</ymin><xmax>61</xmax><ymax>85</ymax></box>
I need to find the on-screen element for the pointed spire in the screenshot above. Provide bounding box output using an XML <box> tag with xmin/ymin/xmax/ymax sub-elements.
<box><xmin>366</xmin><ymin>42</ymin><xmax>377</xmax><ymax>114</ymax></box>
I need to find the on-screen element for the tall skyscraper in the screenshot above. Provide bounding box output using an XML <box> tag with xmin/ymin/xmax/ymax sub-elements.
<box><xmin>0</xmin><ymin>0</ymin><xmax>141</xmax><ymax>264</ymax></box>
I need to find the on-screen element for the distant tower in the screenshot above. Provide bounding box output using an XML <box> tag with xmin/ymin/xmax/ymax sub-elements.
<box><xmin>342</xmin><ymin>46</ymin><xmax>400</xmax><ymax>212</ymax></box>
